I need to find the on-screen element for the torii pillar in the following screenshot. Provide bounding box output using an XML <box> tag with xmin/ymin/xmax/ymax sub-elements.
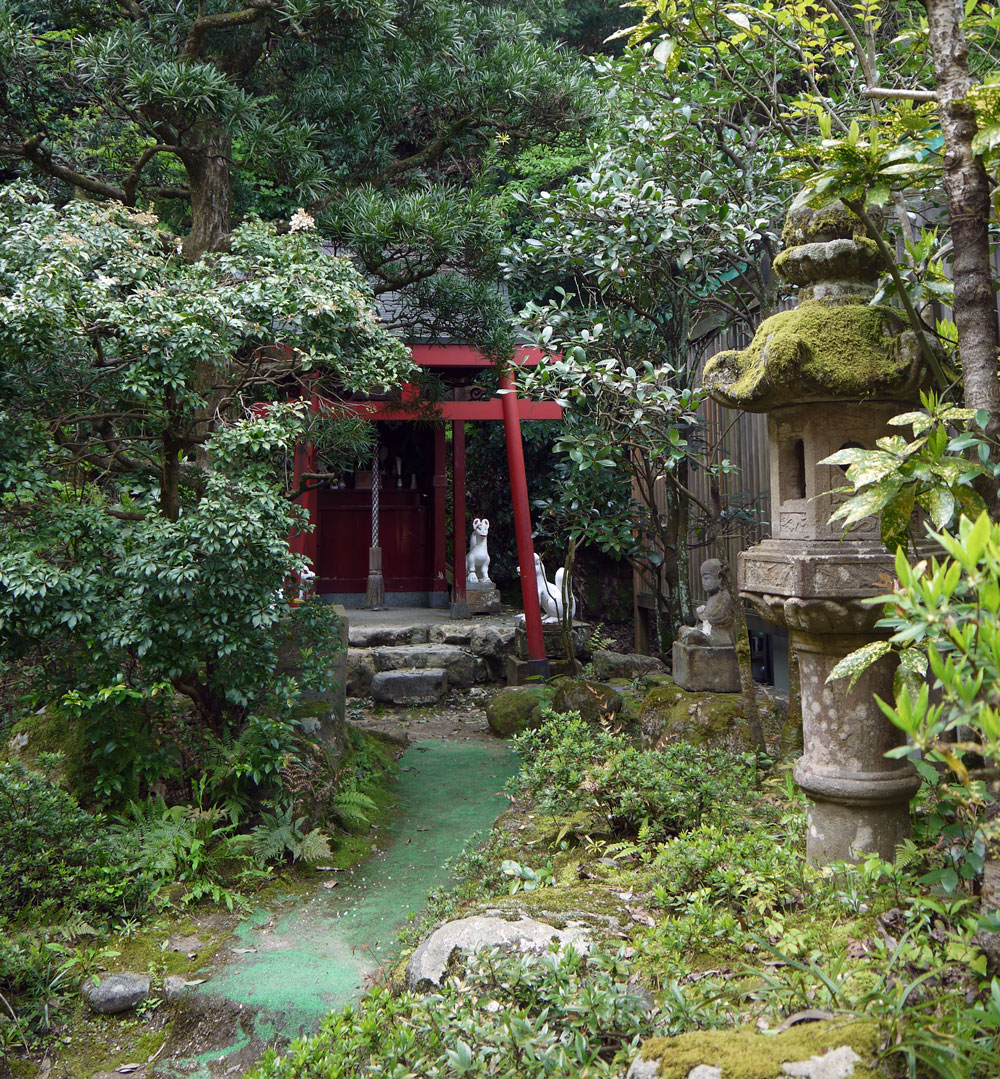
<box><xmin>499</xmin><ymin>371</ymin><xmax>548</xmax><ymax>677</ymax></box>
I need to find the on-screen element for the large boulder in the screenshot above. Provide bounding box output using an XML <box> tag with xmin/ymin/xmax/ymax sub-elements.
<box><xmin>485</xmin><ymin>685</ymin><xmax>555</xmax><ymax>738</ymax></box>
<box><xmin>588</xmin><ymin>650</ymin><xmax>666</xmax><ymax>682</ymax></box>
<box><xmin>550</xmin><ymin>677</ymin><xmax>622</xmax><ymax>724</ymax></box>
<box><xmin>626</xmin><ymin>1020</ymin><xmax>881</xmax><ymax>1079</ymax></box>
<box><xmin>405</xmin><ymin>916</ymin><xmax>590</xmax><ymax>990</ymax></box>
<box><xmin>468</xmin><ymin>624</ymin><xmax>518</xmax><ymax>680</ymax></box>
<box><xmin>640</xmin><ymin>682</ymin><xmax>792</xmax><ymax>756</ymax></box>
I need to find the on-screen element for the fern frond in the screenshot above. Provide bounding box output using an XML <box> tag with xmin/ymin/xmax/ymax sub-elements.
<box><xmin>330</xmin><ymin>790</ymin><xmax>377</xmax><ymax>833</ymax></box>
<box><xmin>297</xmin><ymin>829</ymin><xmax>333</xmax><ymax>864</ymax></box>
<box><xmin>894</xmin><ymin>839</ymin><xmax>925</xmax><ymax>873</ymax></box>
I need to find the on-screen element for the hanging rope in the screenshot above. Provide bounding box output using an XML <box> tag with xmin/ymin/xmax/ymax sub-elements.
<box><xmin>370</xmin><ymin>445</ymin><xmax>380</xmax><ymax>548</ymax></box>
<box><xmin>365</xmin><ymin>429</ymin><xmax>384</xmax><ymax>608</ymax></box>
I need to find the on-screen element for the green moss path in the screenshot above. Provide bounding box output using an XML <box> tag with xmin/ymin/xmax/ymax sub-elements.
<box><xmin>156</xmin><ymin>739</ymin><xmax>518</xmax><ymax>1078</ymax></box>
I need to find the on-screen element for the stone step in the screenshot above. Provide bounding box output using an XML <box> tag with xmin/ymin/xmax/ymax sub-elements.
<box><xmin>371</xmin><ymin>668</ymin><xmax>448</xmax><ymax>705</ymax></box>
<box><xmin>347</xmin><ymin>643</ymin><xmax>487</xmax><ymax>697</ymax></box>
<box><xmin>347</xmin><ymin>619</ymin><xmax>513</xmax><ymax>650</ymax></box>
<box><xmin>346</xmin><ymin>625</ymin><xmax>517</xmax><ymax>697</ymax></box>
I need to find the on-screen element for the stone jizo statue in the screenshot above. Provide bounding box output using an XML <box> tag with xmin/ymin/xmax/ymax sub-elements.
<box><xmin>678</xmin><ymin>558</ymin><xmax>734</xmax><ymax>646</ymax></box>
<box><xmin>466</xmin><ymin>518</ymin><xmax>492</xmax><ymax>584</ymax></box>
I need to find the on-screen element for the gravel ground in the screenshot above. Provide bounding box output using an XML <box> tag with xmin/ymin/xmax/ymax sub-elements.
<box><xmin>347</xmin><ymin>686</ymin><xmax>502</xmax><ymax>743</ymax></box>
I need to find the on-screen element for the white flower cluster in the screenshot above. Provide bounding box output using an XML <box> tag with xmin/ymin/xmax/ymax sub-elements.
<box><xmin>289</xmin><ymin>208</ymin><xmax>316</xmax><ymax>232</ymax></box>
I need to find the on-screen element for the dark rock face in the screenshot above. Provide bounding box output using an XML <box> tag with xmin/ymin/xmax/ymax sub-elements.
<box><xmin>550</xmin><ymin>677</ymin><xmax>622</xmax><ymax>724</ymax></box>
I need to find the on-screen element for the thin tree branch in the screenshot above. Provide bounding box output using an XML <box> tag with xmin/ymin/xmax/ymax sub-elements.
<box><xmin>866</xmin><ymin>87</ymin><xmax>937</xmax><ymax>101</ymax></box>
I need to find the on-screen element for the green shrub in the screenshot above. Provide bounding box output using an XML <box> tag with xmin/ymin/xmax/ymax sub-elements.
<box><xmin>510</xmin><ymin>709</ymin><xmax>756</xmax><ymax>841</ymax></box>
<box><xmin>651</xmin><ymin>822</ymin><xmax>807</xmax><ymax>917</ymax></box>
<box><xmin>250</xmin><ymin>945</ymin><xmax>719</xmax><ymax>1079</ymax></box>
<box><xmin>510</xmin><ymin>709</ymin><xmax>622</xmax><ymax>813</ymax></box>
<box><xmin>0</xmin><ymin>761</ymin><xmax>150</xmax><ymax>926</ymax></box>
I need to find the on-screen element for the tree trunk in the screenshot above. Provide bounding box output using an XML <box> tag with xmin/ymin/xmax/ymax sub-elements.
<box><xmin>161</xmin><ymin>429</ymin><xmax>183</xmax><ymax>522</ymax></box>
<box><xmin>923</xmin><ymin>0</ymin><xmax>1000</xmax><ymax>436</ymax></box>
<box><xmin>181</xmin><ymin>126</ymin><xmax>233</xmax><ymax>261</ymax></box>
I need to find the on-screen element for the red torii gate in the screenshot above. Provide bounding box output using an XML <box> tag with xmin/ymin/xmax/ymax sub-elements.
<box><xmin>290</xmin><ymin>345</ymin><xmax>558</xmax><ymax>670</ymax></box>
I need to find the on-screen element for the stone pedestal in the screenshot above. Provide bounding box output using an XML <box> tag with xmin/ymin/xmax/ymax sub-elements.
<box><xmin>467</xmin><ymin>580</ymin><xmax>501</xmax><ymax>614</ymax></box>
<box><xmin>514</xmin><ymin>620</ymin><xmax>590</xmax><ymax>662</ymax></box>
<box><xmin>671</xmin><ymin>641</ymin><xmax>740</xmax><ymax>693</ymax></box>
<box><xmin>506</xmin><ymin>655</ymin><xmax>570</xmax><ymax>685</ymax></box>
<box><xmin>792</xmin><ymin>629</ymin><xmax>918</xmax><ymax>863</ymax></box>
<box><xmin>742</xmin><ymin>541</ymin><xmax>919</xmax><ymax>863</ymax></box>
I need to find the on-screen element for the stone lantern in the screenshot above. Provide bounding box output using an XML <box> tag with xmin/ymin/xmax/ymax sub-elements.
<box><xmin>703</xmin><ymin>202</ymin><xmax>929</xmax><ymax>865</ymax></box>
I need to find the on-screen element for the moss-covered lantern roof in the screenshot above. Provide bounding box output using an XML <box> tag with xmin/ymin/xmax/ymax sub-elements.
<box><xmin>703</xmin><ymin>201</ymin><xmax>928</xmax><ymax>411</ymax></box>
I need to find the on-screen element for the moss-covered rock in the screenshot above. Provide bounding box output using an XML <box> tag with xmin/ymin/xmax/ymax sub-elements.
<box><xmin>640</xmin><ymin>684</ymin><xmax>792</xmax><ymax>757</ymax></box>
<box><xmin>3</xmin><ymin>706</ymin><xmax>94</xmax><ymax>803</ymax></box>
<box><xmin>550</xmin><ymin>677</ymin><xmax>622</xmax><ymax>724</ymax></box>
<box><xmin>629</xmin><ymin>1019</ymin><xmax>882</xmax><ymax>1079</ymax></box>
<box><xmin>485</xmin><ymin>685</ymin><xmax>555</xmax><ymax>738</ymax></box>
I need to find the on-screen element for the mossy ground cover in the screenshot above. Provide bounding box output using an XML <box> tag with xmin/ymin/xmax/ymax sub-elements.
<box><xmin>0</xmin><ymin>730</ymin><xmax>401</xmax><ymax>1078</ymax></box>
<box><xmin>248</xmin><ymin>707</ymin><xmax>1000</xmax><ymax>1079</ymax></box>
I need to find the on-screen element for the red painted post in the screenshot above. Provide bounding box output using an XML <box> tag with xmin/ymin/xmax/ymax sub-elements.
<box><xmin>432</xmin><ymin>421</ymin><xmax>448</xmax><ymax>601</ymax></box>
<box><xmin>451</xmin><ymin>420</ymin><xmax>470</xmax><ymax>617</ymax></box>
<box><xmin>289</xmin><ymin>396</ymin><xmax>319</xmax><ymax>570</ymax></box>
<box><xmin>499</xmin><ymin>372</ymin><xmax>547</xmax><ymax>667</ymax></box>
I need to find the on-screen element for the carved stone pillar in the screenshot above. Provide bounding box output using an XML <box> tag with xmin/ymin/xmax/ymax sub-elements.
<box><xmin>704</xmin><ymin>202</ymin><xmax>931</xmax><ymax>864</ymax></box>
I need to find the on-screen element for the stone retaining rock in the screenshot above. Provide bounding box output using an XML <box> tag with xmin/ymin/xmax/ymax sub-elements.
<box><xmin>82</xmin><ymin>972</ymin><xmax>151</xmax><ymax>1014</ymax></box>
<box><xmin>405</xmin><ymin>915</ymin><xmax>591</xmax><ymax>990</ymax></box>
<box><xmin>588</xmin><ymin>650</ymin><xmax>666</xmax><ymax>681</ymax></box>
<box><xmin>371</xmin><ymin>668</ymin><xmax>448</xmax><ymax>704</ymax></box>
<box><xmin>485</xmin><ymin>684</ymin><xmax>555</xmax><ymax>737</ymax></box>
<box><xmin>346</xmin><ymin>649</ymin><xmax>377</xmax><ymax>697</ymax></box>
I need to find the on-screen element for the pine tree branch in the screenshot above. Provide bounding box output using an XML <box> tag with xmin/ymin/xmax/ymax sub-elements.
<box><xmin>8</xmin><ymin>136</ymin><xmax>127</xmax><ymax>202</ymax></box>
<box><xmin>181</xmin><ymin>1</ymin><xmax>280</xmax><ymax>61</ymax></box>
<box><xmin>122</xmin><ymin>144</ymin><xmax>183</xmax><ymax>203</ymax></box>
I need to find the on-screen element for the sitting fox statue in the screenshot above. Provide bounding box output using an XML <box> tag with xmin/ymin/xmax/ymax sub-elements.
<box><xmin>533</xmin><ymin>554</ymin><xmax>575</xmax><ymax>623</ymax></box>
<box><xmin>466</xmin><ymin>518</ymin><xmax>492</xmax><ymax>584</ymax></box>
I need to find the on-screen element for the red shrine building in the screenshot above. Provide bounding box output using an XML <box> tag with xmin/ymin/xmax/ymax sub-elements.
<box><xmin>288</xmin><ymin>343</ymin><xmax>561</xmax><ymax>645</ymax></box>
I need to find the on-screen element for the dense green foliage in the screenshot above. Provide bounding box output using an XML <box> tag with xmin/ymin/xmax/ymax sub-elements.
<box><xmin>0</xmin><ymin>0</ymin><xmax>594</xmax><ymax>347</ymax></box>
<box><xmin>244</xmin><ymin>706</ymin><xmax>1000</xmax><ymax>1079</ymax></box>
<box><xmin>510</xmin><ymin>710</ymin><xmax>754</xmax><ymax>841</ymax></box>
<box><xmin>252</xmin><ymin>947</ymin><xmax>677</xmax><ymax>1079</ymax></box>
<box><xmin>0</xmin><ymin>188</ymin><xmax>399</xmax><ymax>803</ymax></box>
<box><xmin>0</xmin><ymin>759</ymin><xmax>149</xmax><ymax>926</ymax></box>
